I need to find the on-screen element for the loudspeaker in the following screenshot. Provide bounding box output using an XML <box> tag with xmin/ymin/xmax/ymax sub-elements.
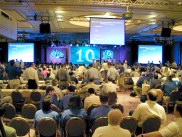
<box><xmin>39</xmin><ymin>23</ymin><xmax>51</xmax><ymax>34</ymax></box>
<box><xmin>161</xmin><ymin>28</ymin><xmax>171</xmax><ymax>37</ymax></box>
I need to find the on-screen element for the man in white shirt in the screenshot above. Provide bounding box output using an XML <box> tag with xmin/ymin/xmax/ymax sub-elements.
<box><xmin>137</xmin><ymin>103</ymin><xmax>182</xmax><ymax>137</ymax></box>
<box><xmin>102</xmin><ymin>78</ymin><xmax>118</xmax><ymax>93</ymax></box>
<box><xmin>93</xmin><ymin>109</ymin><xmax>131</xmax><ymax>137</ymax></box>
<box><xmin>84</xmin><ymin>88</ymin><xmax>101</xmax><ymax>110</ymax></box>
<box><xmin>23</xmin><ymin>63</ymin><xmax>39</xmax><ymax>89</ymax></box>
<box><xmin>107</xmin><ymin>63</ymin><xmax>119</xmax><ymax>83</ymax></box>
<box><xmin>132</xmin><ymin>89</ymin><xmax>166</xmax><ymax>135</ymax></box>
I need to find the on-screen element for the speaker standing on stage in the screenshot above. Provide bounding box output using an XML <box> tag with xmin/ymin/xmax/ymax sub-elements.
<box><xmin>23</xmin><ymin>63</ymin><xmax>39</xmax><ymax>89</ymax></box>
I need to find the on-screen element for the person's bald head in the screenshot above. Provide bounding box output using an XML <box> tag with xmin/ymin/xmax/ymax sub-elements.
<box><xmin>108</xmin><ymin>109</ymin><xmax>123</xmax><ymax>126</ymax></box>
<box><xmin>147</xmin><ymin>89</ymin><xmax>158</xmax><ymax>101</ymax></box>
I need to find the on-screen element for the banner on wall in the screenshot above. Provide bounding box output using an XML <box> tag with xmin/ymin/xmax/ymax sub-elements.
<box><xmin>71</xmin><ymin>46</ymin><xmax>100</xmax><ymax>65</ymax></box>
<box><xmin>46</xmin><ymin>47</ymin><xmax>66</xmax><ymax>64</ymax></box>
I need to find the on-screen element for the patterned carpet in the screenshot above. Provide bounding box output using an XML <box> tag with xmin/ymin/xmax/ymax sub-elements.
<box><xmin>116</xmin><ymin>90</ymin><xmax>175</xmax><ymax>128</ymax></box>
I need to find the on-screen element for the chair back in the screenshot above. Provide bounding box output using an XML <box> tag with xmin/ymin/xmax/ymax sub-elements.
<box><xmin>142</xmin><ymin>117</ymin><xmax>161</xmax><ymax>133</ymax></box>
<box><xmin>51</xmin><ymin>104</ymin><xmax>60</xmax><ymax>113</ymax></box>
<box><xmin>22</xmin><ymin>104</ymin><xmax>37</xmax><ymax>119</ymax></box>
<box><xmin>108</xmin><ymin>92</ymin><xmax>117</xmax><ymax>106</ymax></box>
<box><xmin>155</xmin><ymin>84</ymin><xmax>162</xmax><ymax>89</ymax></box>
<box><xmin>9</xmin><ymin>117</ymin><xmax>30</xmax><ymax>136</ymax></box>
<box><xmin>2</xmin><ymin>103</ymin><xmax>16</xmax><ymax>119</ymax></box>
<box><xmin>70</xmin><ymin>81</ymin><xmax>76</xmax><ymax>86</ymax></box>
<box><xmin>111</xmin><ymin>104</ymin><xmax>124</xmax><ymax>113</ymax></box>
<box><xmin>87</xmin><ymin>104</ymin><xmax>100</xmax><ymax>116</ymax></box>
<box><xmin>65</xmin><ymin>117</ymin><xmax>86</xmax><ymax>137</ymax></box>
<box><xmin>30</xmin><ymin>91</ymin><xmax>42</xmax><ymax>102</ymax></box>
<box><xmin>92</xmin><ymin>117</ymin><xmax>108</xmax><ymax>132</ymax></box>
<box><xmin>121</xmin><ymin>116</ymin><xmax>137</xmax><ymax>134</ymax></box>
<box><xmin>11</xmin><ymin>91</ymin><xmax>24</xmax><ymax>103</ymax></box>
<box><xmin>37</xmin><ymin>117</ymin><xmax>57</xmax><ymax>137</ymax></box>
<box><xmin>170</xmin><ymin>91</ymin><xmax>180</xmax><ymax>102</ymax></box>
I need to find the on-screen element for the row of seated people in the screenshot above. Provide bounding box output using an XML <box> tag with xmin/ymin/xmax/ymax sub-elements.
<box><xmin>1</xmin><ymin>88</ymin><xmax>182</xmax><ymax>137</ymax></box>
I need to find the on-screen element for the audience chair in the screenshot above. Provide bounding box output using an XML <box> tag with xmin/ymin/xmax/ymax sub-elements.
<box><xmin>156</xmin><ymin>89</ymin><xmax>164</xmax><ymax>105</ymax></box>
<box><xmin>123</xmin><ymin>77</ymin><xmax>134</xmax><ymax>90</ymax></box>
<box><xmin>91</xmin><ymin>117</ymin><xmax>108</xmax><ymax>133</ymax></box>
<box><xmin>11</xmin><ymin>91</ymin><xmax>25</xmax><ymax>112</ymax></box>
<box><xmin>121</xmin><ymin>116</ymin><xmax>137</xmax><ymax>136</ymax></box>
<box><xmin>108</xmin><ymin>92</ymin><xmax>117</xmax><ymax>106</ymax></box>
<box><xmin>10</xmin><ymin>117</ymin><xmax>30</xmax><ymax>136</ymax></box>
<box><xmin>70</xmin><ymin>81</ymin><xmax>76</xmax><ymax>86</ymax></box>
<box><xmin>37</xmin><ymin>117</ymin><xmax>58</xmax><ymax>137</ymax></box>
<box><xmin>30</xmin><ymin>90</ymin><xmax>42</xmax><ymax>110</ymax></box>
<box><xmin>163</xmin><ymin>90</ymin><xmax>181</xmax><ymax>113</ymax></box>
<box><xmin>111</xmin><ymin>104</ymin><xmax>124</xmax><ymax>113</ymax></box>
<box><xmin>65</xmin><ymin>117</ymin><xmax>86</xmax><ymax>137</ymax></box>
<box><xmin>87</xmin><ymin>104</ymin><xmax>100</xmax><ymax>116</ymax></box>
<box><xmin>51</xmin><ymin>104</ymin><xmax>60</xmax><ymax>113</ymax></box>
<box><xmin>155</xmin><ymin>84</ymin><xmax>163</xmax><ymax>89</ymax></box>
<box><xmin>45</xmin><ymin>80</ymin><xmax>52</xmax><ymax>86</ymax></box>
<box><xmin>22</xmin><ymin>104</ymin><xmax>37</xmax><ymax>125</ymax></box>
<box><xmin>3</xmin><ymin>103</ymin><xmax>16</xmax><ymax>125</ymax></box>
<box><xmin>142</xmin><ymin>117</ymin><xmax>161</xmax><ymax>133</ymax></box>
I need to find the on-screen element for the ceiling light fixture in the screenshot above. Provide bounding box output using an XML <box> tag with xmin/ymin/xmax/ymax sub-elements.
<box><xmin>173</xmin><ymin>25</ymin><xmax>182</xmax><ymax>31</ymax></box>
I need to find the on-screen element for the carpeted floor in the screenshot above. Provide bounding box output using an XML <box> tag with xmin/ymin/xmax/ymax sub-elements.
<box><xmin>116</xmin><ymin>90</ymin><xmax>175</xmax><ymax>128</ymax></box>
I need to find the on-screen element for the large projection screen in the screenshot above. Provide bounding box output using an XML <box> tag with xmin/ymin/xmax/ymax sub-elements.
<box><xmin>71</xmin><ymin>46</ymin><xmax>100</xmax><ymax>65</ymax></box>
<box><xmin>138</xmin><ymin>45</ymin><xmax>162</xmax><ymax>64</ymax></box>
<box><xmin>90</xmin><ymin>18</ymin><xmax>125</xmax><ymax>45</ymax></box>
<box><xmin>8</xmin><ymin>43</ymin><xmax>34</xmax><ymax>62</ymax></box>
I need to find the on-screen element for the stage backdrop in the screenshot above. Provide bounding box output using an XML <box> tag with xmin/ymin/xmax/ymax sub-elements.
<box><xmin>70</xmin><ymin>46</ymin><xmax>100</xmax><ymax>65</ymax></box>
<box><xmin>46</xmin><ymin>47</ymin><xmax>66</xmax><ymax>64</ymax></box>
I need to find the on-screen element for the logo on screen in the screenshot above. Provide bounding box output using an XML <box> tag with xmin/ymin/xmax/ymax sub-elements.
<box><xmin>103</xmin><ymin>50</ymin><xmax>113</xmax><ymax>59</ymax></box>
<box><xmin>50</xmin><ymin>50</ymin><xmax>64</xmax><ymax>63</ymax></box>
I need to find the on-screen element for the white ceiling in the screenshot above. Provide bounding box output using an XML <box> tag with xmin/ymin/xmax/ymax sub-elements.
<box><xmin>0</xmin><ymin>0</ymin><xmax>182</xmax><ymax>41</ymax></box>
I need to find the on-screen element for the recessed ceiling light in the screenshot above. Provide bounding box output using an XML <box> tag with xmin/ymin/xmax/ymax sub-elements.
<box><xmin>69</xmin><ymin>21</ymin><xmax>89</xmax><ymax>27</ymax></box>
<box><xmin>56</xmin><ymin>15</ymin><xmax>63</xmax><ymax>18</ymax></box>
<box><xmin>57</xmin><ymin>18</ymin><xmax>63</xmax><ymax>21</ymax></box>
<box><xmin>148</xmin><ymin>15</ymin><xmax>157</xmax><ymax>18</ymax></box>
<box><xmin>173</xmin><ymin>25</ymin><xmax>182</xmax><ymax>31</ymax></box>
<box><xmin>85</xmin><ymin>15</ymin><xmax>118</xmax><ymax>19</ymax></box>
<box><xmin>55</xmin><ymin>10</ymin><xmax>64</xmax><ymax>14</ymax></box>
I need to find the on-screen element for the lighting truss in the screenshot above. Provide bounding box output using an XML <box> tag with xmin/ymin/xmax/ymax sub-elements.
<box><xmin>26</xmin><ymin>15</ymin><xmax>55</xmax><ymax>21</ymax></box>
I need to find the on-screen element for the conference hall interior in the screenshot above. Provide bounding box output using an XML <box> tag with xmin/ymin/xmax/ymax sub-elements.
<box><xmin>0</xmin><ymin>0</ymin><xmax>182</xmax><ymax>137</ymax></box>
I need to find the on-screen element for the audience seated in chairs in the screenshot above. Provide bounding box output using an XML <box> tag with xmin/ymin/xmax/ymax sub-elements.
<box><xmin>0</xmin><ymin>104</ymin><xmax>16</xmax><ymax>137</ymax></box>
<box><xmin>84</xmin><ymin>88</ymin><xmax>101</xmax><ymax>111</ymax></box>
<box><xmin>108</xmin><ymin>92</ymin><xmax>117</xmax><ymax>106</ymax></box>
<box><xmin>80</xmin><ymin>77</ymin><xmax>100</xmax><ymax>99</ymax></box>
<box><xmin>34</xmin><ymin>96</ymin><xmax>59</xmax><ymax>128</ymax></box>
<box><xmin>162</xmin><ymin>75</ymin><xmax>177</xmax><ymax>99</ymax></box>
<box><xmin>69</xmin><ymin>71</ymin><xmax>78</xmax><ymax>84</ymax></box>
<box><xmin>40</xmin><ymin>86</ymin><xmax>59</xmax><ymax>109</ymax></box>
<box><xmin>59</xmin><ymin>85</ymin><xmax>77</xmax><ymax>111</ymax></box>
<box><xmin>92</xmin><ymin>109</ymin><xmax>131</xmax><ymax>137</ymax></box>
<box><xmin>90</xmin><ymin>93</ymin><xmax>113</xmax><ymax>122</ymax></box>
<box><xmin>60</xmin><ymin>95</ymin><xmax>87</xmax><ymax>128</ymax></box>
<box><xmin>149</xmin><ymin>73</ymin><xmax>162</xmax><ymax>89</ymax></box>
<box><xmin>102</xmin><ymin>78</ymin><xmax>118</xmax><ymax>93</ymax></box>
<box><xmin>132</xmin><ymin>89</ymin><xmax>166</xmax><ymax>135</ymax></box>
<box><xmin>137</xmin><ymin>103</ymin><xmax>182</xmax><ymax>137</ymax></box>
<box><xmin>52</xmin><ymin>79</ymin><xmax>63</xmax><ymax>101</ymax></box>
<box><xmin>133</xmin><ymin>72</ymin><xmax>149</xmax><ymax>97</ymax></box>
